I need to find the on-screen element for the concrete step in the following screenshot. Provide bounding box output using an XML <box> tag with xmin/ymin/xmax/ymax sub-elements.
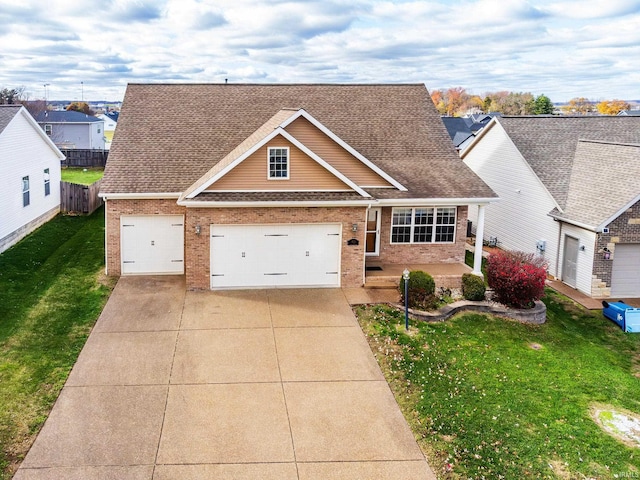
<box><xmin>364</xmin><ymin>276</ymin><xmax>399</xmax><ymax>289</ymax></box>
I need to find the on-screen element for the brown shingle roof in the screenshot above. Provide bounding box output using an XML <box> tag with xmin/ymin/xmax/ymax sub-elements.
<box><xmin>550</xmin><ymin>140</ymin><xmax>640</xmax><ymax>229</ymax></box>
<box><xmin>498</xmin><ymin>116</ymin><xmax>640</xmax><ymax>209</ymax></box>
<box><xmin>101</xmin><ymin>84</ymin><xmax>495</xmax><ymax>201</ymax></box>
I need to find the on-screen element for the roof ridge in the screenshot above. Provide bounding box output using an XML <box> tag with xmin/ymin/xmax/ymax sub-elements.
<box><xmin>577</xmin><ymin>138</ymin><xmax>640</xmax><ymax>148</ymax></box>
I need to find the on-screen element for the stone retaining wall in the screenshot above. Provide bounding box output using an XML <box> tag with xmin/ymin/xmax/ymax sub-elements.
<box><xmin>397</xmin><ymin>299</ymin><xmax>547</xmax><ymax>324</ymax></box>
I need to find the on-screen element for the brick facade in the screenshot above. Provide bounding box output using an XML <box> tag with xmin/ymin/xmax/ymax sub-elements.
<box><xmin>375</xmin><ymin>206</ymin><xmax>468</xmax><ymax>265</ymax></box>
<box><xmin>106</xmin><ymin>199</ymin><xmax>368</xmax><ymax>289</ymax></box>
<box><xmin>105</xmin><ymin>198</ymin><xmax>186</xmax><ymax>276</ymax></box>
<box><xmin>106</xmin><ymin>200</ymin><xmax>470</xmax><ymax>290</ymax></box>
<box><xmin>184</xmin><ymin>206</ymin><xmax>367</xmax><ymax>290</ymax></box>
<box><xmin>592</xmin><ymin>200</ymin><xmax>640</xmax><ymax>295</ymax></box>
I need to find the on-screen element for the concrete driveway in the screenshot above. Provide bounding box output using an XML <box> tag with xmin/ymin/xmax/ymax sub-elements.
<box><xmin>15</xmin><ymin>276</ymin><xmax>435</xmax><ymax>480</ymax></box>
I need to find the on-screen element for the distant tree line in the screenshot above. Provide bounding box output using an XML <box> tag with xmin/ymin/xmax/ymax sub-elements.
<box><xmin>0</xmin><ymin>86</ymin><xmax>96</xmax><ymax>116</ymax></box>
<box><xmin>431</xmin><ymin>87</ymin><xmax>630</xmax><ymax>116</ymax></box>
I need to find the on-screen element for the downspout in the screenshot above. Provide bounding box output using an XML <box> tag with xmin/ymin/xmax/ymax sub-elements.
<box><xmin>103</xmin><ymin>198</ymin><xmax>108</xmax><ymax>275</ymax></box>
<box><xmin>555</xmin><ymin>221</ymin><xmax>562</xmax><ymax>280</ymax></box>
<box><xmin>362</xmin><ymin>203</ymin><xmax>373</xmax><ymax>286</ymax></box>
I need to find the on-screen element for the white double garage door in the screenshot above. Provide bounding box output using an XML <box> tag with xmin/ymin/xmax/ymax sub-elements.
<box><xmin>120</xmin><ymin>216</ymin><xmax>342</xmax><ymax>288</ymax></box>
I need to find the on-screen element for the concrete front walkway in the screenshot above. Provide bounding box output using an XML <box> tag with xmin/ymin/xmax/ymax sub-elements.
<box><xmin>16</xmin><ymin>276</ymin><xmax>435</xmax><ymax>480</ymax></box>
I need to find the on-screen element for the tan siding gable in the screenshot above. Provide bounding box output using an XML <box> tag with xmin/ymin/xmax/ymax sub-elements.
<box><xmin>206</xmin><ymin>135</ymin><xmax>352</xmax><ymax>191</ymax></box>
<box><xmin>284</xmin><ymin>117</ymin><xmax>392</xmax><ymax>187</ymax></box>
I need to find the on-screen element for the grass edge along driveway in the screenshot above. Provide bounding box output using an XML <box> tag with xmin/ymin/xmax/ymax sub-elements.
<box><xmin>0</xmin><ymin>207</ymin><xmax>114</xmax><ymax>479</ymax></box>
<box><xmin>356</xmin><ymin>291</ymin><xmax>640</xmax><ymax>479</ymax></box>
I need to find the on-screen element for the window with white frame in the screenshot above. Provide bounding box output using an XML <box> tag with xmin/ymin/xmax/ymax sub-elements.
<box><xmin>391</xmin><ymin>207</ymin><xmax>456</xmax><ymax>243</ymax></box>
<box><xmin>268</xmin><ymin>147</ymin><xmax>289</xmax><ymax>179</ymax></box>
<box><xmin>44</xmin><ymin>124</ymin><xmax>52</xmax><ymax>136</ymax></box>
<box><xmin>44</xmin><ymin>168</ymin><xmax>50</xmax><ymax>196</ymax></box>
<box><xmin>22</xmin><ymin>176</ymin><xmax>30</xmax><ymax>207</ymax></box>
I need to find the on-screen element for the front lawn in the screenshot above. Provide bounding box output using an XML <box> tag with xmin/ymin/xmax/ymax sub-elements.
<box><xmin>0</xmin><ymin>207</ymin><xmax>114</xmax><ymax>479</ymax></box>
<box><xmin>60</xmin><ymin>167</ymin><xmax>104</xmax><ymax>185</ymax></box>
<box><xmin>357</xmin><ymin>292</ymin><xmax>640</xmax><ymax>478</ymax></box>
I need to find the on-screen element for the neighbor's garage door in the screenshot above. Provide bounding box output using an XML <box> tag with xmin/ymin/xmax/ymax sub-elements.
<box><xmin>210</xmin><ymin>224</ymin><xmax>341</xmax><ymax>288</ymax></box>
<box><xmin>120</xmin><ymin>215</ymin><xmax>184</xmax><ymax>275</ymax></box>
<box><xmin>611</xmin><ymin>244</ymin><xmax>640</xmax><ymax>297</ymax></box>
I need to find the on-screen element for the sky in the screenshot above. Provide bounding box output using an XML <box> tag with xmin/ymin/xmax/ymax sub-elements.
<box><xmin>1</xmin><ymin>0</ymin><xmax>639</xmax><ymax>103</ymax></box>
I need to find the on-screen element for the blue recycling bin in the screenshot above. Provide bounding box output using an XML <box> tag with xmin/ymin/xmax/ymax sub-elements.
<box><xmin>602</xmin><ymin>301</ymin><xmax>640</xmax><ymax>333</ymax></box>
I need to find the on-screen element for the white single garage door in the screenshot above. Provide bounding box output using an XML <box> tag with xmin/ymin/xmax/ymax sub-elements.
<box><xmin>210</xmin><ymin>224</ymin><xmax>341</xmax><ymax>288</ymax></box>
<box><xmin>120</xmin><ymin>215</ymin><xmax>184</xmax><ymax>275</ymax></box>
<box><xmin>611</xmin><ymin>244</ymin><xmax>640</xmax><ymax>297</ymax></box>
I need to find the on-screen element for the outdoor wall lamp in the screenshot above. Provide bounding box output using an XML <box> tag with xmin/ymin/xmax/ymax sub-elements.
<box><xmin>195</xmin><ymin>224</ymin><xmax>201</xmax><ymax>236</ymax></box>
<box><xmin>352</xmin><ymin>223</ymin><xmax>358</xmax><ymax>232</ymax></box>
<box><xmin>603</xmin><ymin>247</ymin><xmax>611</xmax><ymax>260</ymax></box>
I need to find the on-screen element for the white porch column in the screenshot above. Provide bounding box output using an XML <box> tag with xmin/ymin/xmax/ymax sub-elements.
<box><xmin>473</xmin><ymin>204</ymin><xmax>486</xmax><ymax>277</ymax></box>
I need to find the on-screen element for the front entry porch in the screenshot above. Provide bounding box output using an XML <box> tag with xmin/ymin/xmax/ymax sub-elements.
<box><xmin>364</xmin><ymin>262</ymin><xmax>473</xmax><ymax>290</ymax></box>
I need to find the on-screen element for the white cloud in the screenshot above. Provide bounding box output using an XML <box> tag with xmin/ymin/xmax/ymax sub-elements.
<box><xmin>0</xmin><ymin>0</ymin><xmax>638</xmax><ymax>101</ymax></box>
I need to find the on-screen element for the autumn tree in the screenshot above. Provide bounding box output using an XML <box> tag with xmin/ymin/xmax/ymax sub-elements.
<box><xmin>503</xmin><ymin>92</ymin><xmax>535</xmax><ymax>115</ymax></box>
<box><xmin>596</xmin><ymin>99</ymin><xmax>630</xmax><ymax>115</ymax></box>
<box><xmin>430</xmin><ymin>89</ymin><xmax>446</xmax><ymax>114</ymax></box>
<box><xmin>533</xmin><ymin>94</ymin><xmax>554</xmax><ymax>114</ymax></box>
<box><xmin>562</xmin><ymin>97</ymin><xmax>595</xmax><ymax>115</ymax></box>
<box><xmin>430</xmin><ymin>87</ymin><xmax>481</xmax><ymax>116</ymax></box>
<box><xmin>66</xmin><ymin>101</ymin><xmax>94</xmax><ymax>115</ymax></box>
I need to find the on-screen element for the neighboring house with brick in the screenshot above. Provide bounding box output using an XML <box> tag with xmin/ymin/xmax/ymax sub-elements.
<box><xmin>462</xmin><ymin>116</ymin><xmax>640</xmax><ymax>297</ymax></box>
<box><xmin>100</xmin><ymin>83</ymin><xmax>497</xmax><ymax>290</ymax></box>
<box><xmin>35</xmin><ymin>110</ymin><xmax>105</xmax><ymax>150</ymax></box>
<box><xmin>0</xmin><ymin>105</ymin><xmax>65</xmax><ymax>253</ymax></box>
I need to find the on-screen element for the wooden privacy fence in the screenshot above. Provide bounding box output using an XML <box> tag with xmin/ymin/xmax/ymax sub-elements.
<box><xmin>60</xmin><ymin>149</ymin><xmax>109</xmax><ymax>167</ymax></box>
<box><xmin>60</xmin><ymin>180</ymin><xmax>103</xmax><ymax>215</ymax></box>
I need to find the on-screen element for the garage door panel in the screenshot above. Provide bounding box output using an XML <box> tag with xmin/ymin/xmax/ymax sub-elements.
<box><xmin>611</xmin><ymin>244</ymin><xmax>640</xmax><ymax>297</ymax></box>
<box><xmin>121</xmin><ymin>215</ymin><xmax>184</xmax><ymax>275</ymax></box>
<box><xmin>210</xmin><ymin>224</ymin><xmax>341</xmax><ymax>289</ymax></box>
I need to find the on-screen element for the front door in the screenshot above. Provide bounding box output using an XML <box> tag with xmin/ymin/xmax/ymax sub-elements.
<box><xmin>563</xmin><ymin>235</ymin><xmax>579</xmax><ymax>288</ymax></box>
<box><xmin>365</xmin><ymin>208</ymin><xmax>381</xmax><ymax>256</ymax></box>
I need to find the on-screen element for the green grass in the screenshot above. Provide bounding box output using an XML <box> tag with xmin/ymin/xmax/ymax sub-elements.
<box><xmin>60</xmin><ymin>167</ymin><xmax>104</xmax><ymax>185</ymax></box>
<box><xmin>0</xmin><ymin>207</ymin><xmax>114</xmax><ymax>479</ymax></box>
<box><xmin>357</xmin><ymin>291</ymin><xmax>640</xmax><ymax>479</ymax></box>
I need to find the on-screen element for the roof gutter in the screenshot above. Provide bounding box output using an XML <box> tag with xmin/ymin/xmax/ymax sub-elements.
<box><xmin>177</xmin><ymin>199</ymin><xmax>373</xmax><ymax>208</ymax></box>
<box><xmin>99</xmin><ymin>192</ymin><xmax>182</xmax><ymax>200</ymax></box>
<box><xmin>375</xmin><ymin>197</ymin><xmax>499</xmax><ymax>207</ymax></box>
<box><xmin>548</xmin><ymin>212</ymin><xmax>597</xmax><ymax>232</ymax></box>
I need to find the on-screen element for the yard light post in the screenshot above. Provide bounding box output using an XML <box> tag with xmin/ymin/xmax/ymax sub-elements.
<box><xmin>403</xmin><ymin>268</ymin><xmax>410</xmax><ymax>331</ymax></box>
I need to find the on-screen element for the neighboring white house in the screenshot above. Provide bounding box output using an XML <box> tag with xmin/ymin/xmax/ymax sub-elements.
<box><xmin>0</xmin><ymin>105</ymin><xmax>65</xmax><ymax>253</ymax></box>
<box><xmin>35</xmin><ymin>110</ymin><xmax>105</xmax><ymax>150</ymax></box>
<box><xmin>462</xmin><ymin>116</ymin><xmax>640</xmax><ymax>298</ymax></box>
<box><xmin>97</xmin><ymin>111</ymin><xmax>118</xmax><ymax>150</ymax></box>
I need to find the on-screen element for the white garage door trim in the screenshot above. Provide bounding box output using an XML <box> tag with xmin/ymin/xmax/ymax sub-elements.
<box><xmin>611</xmin><ymin>243</ymin><xmax>640</xmax><ymax>297</ymax></box>
<box><xmin>120</xmin><ymin>215</ymin><xmax>184</xmax><ymax>275</ymax></box>
<box><xmin>210</xmin><ymin>223</ymin><xmax>342</xmax><ymax>289</ymax></box>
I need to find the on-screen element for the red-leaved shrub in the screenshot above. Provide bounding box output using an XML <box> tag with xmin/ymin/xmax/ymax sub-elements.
<box><xmin>486</xmin><ymin>251</ymin><xmax>546</xmax><ymax>309</ymax></box>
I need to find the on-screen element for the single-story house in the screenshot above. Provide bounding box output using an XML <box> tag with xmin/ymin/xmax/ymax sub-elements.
<box><xmin>35</xmin><ymin>110</ymin><xmax>105</xmax><ymax>150</ymax></box>
<box><xmin>462</xmin><ymin>116</ymin><xmax>640</xmax><ymax>297</ymax></box>
<box><xmin>99</xmin><ymin>84</ymin><xmax>497</xmax><ymax>290</ymax></box>
<box><xmin>0</xmin><ymin>105</ymin><xmax>65</xmax><ymax>253</ymax></box>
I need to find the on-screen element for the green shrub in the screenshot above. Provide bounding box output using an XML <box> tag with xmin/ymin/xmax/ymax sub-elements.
<box><xmin>462</xmin><ymin>273</ymin><xmax>486</xmax><ymax>301</ymax></box>
<box><xmin>399</xmin><ymin>270</ymin><xmax>436</xmax><ymax>309</ymax></box>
